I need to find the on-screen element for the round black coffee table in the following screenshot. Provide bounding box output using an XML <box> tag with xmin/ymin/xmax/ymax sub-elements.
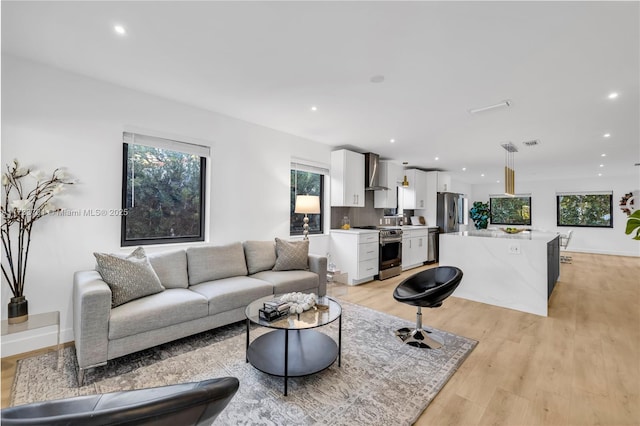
<box><xmin>245</xmin><ymin>295</ymin><xmax>342</xmax><ymax>396</ymax></box>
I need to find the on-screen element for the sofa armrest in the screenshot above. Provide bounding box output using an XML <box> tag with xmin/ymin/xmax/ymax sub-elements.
<box><xmin>73</xmin><ymin>271</ymin><xmax>112</xmax><ymax>370</ymax></box>
<box><xmin>308</xmin><ymin>254</ymin><xmax>327</xmax><ymax>296</ymax></box>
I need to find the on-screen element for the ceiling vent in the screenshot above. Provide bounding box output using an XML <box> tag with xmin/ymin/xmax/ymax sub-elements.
<box><xmin>522</xmin><ymin>139</ymin><xmax>540</xmax><ymax>147</ymax></box>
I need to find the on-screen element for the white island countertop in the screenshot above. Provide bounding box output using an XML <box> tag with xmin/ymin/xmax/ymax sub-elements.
<box><xmin>330</xmin><ymin>228</ymin><xmax>379</xmax><ymax>235</ymax></box>
<box><xmin>440</xmin><ymin>230</ymin><xmax>560</xmax><ymax>316</ymax></box>
<box><xmin>447</xmin><ymin>229</ymin><xmax>558</xmax><ymax>241</ymax></box>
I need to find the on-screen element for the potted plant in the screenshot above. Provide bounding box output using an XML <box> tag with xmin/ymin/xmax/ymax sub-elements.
<box><xmin>1</xmin><ymin>160</ymin><xmax>73</xmax><ymax>323</ymax></box>
<box><xmin>469</xmin><ymin>201</ymin><xmax>490</xmax><ymax>230</ymax></box>
<box><xmin>625</xmin><ymin>210</ymin><xmax>640</xmax><ymax>240</ymax></box>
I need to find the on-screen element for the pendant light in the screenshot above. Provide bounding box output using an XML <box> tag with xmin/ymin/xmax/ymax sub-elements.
<box><xmin>501</xmin><ymin>143</ymin><xmax>517</xmax><ymax>196</ymax></box>
<box><xmin>402</xmin><ymin>162</ymin><xmax>409</xmax><ymax>187</ymax></box>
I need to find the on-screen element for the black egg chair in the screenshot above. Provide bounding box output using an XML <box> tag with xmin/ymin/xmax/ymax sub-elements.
<box><xmin>393</xmin><ymin>266</ymin><xmax>463</xmax><ymax>349</ymax></box>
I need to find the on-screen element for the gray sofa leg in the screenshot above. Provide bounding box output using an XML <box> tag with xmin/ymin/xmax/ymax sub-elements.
<box><xmin>77</xmin><ymin>367</ymin><xmax>85</xmax><ymax>387</ymax></box>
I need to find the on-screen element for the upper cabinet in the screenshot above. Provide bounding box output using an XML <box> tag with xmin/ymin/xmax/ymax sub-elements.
<box><xmin>330</xmin><ymin>149</ymin><xmax>365</xmax><ymax>207</ymax></box>
<box><xmin>374</xmin><ymin>161</ymin><xmax>402</xmax><ymax>208</ymax></box>
<box><xmin>425</xmin><ymin>171</ymin><xmax>453</xmax><ymax>226</ymax></box>
<box><xmin>437</xmin><ymin>173</ymin><xmax>452</xmax><ymax>192</ymax></box>
<box><xmin>401</xmin><ymin>169</ymin><xmax>428</xmax><ymax>210</ymax></box>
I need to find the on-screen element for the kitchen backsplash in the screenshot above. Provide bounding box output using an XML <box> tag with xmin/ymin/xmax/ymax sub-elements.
<box><xmin>330</xmin><ymin>191</ymin><xmax>414</xmax><ymax>228</ymax></box>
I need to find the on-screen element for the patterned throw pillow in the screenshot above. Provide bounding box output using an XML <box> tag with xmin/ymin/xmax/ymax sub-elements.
<box><xmin>94</xmin><ymin>247</ymin><xmax>165</xmax><ymax>308</ymax></box>
<box><xmin>272</xmin><ymin>238</ymin><xmax>309</xmax><ymax>271</ymax></box>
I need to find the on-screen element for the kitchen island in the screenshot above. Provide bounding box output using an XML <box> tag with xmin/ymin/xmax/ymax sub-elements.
<box><xmin>439</xmin><ymin>230</ymin><xmax>560</xmax><ymax>316</ymax></box>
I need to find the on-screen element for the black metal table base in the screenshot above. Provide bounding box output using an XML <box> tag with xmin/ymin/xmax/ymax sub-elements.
<box><xmin>246</xmin><ymin>327</ymin><xmax>341</xmax><ymax>395</ymax></box>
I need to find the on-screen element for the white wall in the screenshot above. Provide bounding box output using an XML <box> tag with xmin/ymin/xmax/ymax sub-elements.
<box><xmin>1</xmin><ymin>55</ymin><xmax>332</xmax><ymax>355</ymax></box>
<box><xmin>470</xmin><ymin>176</ymin><xmax>640</xmax><ymax>257</ymax></box>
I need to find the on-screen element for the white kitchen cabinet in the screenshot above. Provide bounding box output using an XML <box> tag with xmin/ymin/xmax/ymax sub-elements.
<box><xmin>425</xmin><ymin>171</ymin><xmax>454</xmax><ymax>226</ymax></box>
<box><xmin>401</xmin><ymin>169</ymin><xmax>428</xmax><ymax>210</ymax></box>
<box><xmin>330</xmin><ymin>149</ymin><xmax>365</xmax><ymax>207</ymax></box>
<box><xmin>402</xmin><ymin>228</ymin><xmax>428</xmax><ymax>270</ymax></box>
<box><xmin>330</xmin><ymin>230</ymin><xmax>379</xmax><ymax>285</ymax></box>
<box><xmin>374</xmin><ymin>161</ymin><xmax>402</xmax><ymax>208</ymax></box>
<box><xmin>425</xmin><ymin>171</ymin><xmax>438</xmax><ymax>227</ymax></box>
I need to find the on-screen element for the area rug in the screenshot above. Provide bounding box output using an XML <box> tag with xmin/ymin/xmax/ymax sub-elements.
<box><xmin>10</xmin><ymin>300</ymin><xmax>477</xmax><ymax>425</ymax></box>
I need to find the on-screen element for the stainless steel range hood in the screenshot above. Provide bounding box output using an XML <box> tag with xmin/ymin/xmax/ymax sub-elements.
<box><xmin>364</xmin><ymin>152</ymin><xmax>389</xmax><ymax>191</ymax></box>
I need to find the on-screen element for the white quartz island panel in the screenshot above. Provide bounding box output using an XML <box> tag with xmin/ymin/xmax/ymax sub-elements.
<box><xmin>439</xmin><ymin>230</ymin><xmax>560</xmax><ymax>316</ymax></box>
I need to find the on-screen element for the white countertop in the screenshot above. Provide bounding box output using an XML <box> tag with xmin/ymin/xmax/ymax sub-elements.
<box><xmin>330</xmin><ymin>228</ymin><xmax>379</xmax><ymax>234</ymax></box>
<box><xmin>443</xmin><ymin>229</ymin><xmax>558</xmax><ymax>241</ymax></box>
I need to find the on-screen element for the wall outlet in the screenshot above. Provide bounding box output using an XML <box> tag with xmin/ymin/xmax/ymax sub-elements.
<box><xmin>508</xmin><ymin>244</ymin><xmax>521</xmax><ymax>255</ymax></box>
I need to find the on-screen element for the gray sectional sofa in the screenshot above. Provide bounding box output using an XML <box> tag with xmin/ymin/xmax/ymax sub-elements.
<box><xmin>73</xmin><ymin>240</ymin><xmax>327</xmax><ymax>385</ymax></box>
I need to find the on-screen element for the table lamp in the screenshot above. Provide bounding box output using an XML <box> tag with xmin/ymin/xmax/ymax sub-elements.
<box><xmin>294</xmin><ymin>195</ymin><xmax>321</xmax><ymax>240</ymax></box>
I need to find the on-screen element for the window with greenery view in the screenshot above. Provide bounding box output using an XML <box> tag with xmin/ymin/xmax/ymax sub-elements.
<box><xmin>121</xmin><ymin>133</ymin><xmax>208</xmax><ymax>246</ymax></box>
<box><xmin>290</xmin><ymin>165</ymin><xmax>324</xmax><ymax>236</ymax></box>
<box><xmin>490</xmin><ymin>196</ymin><xmax>532</xmax><ymax>225</ymax></box>
<box><xmin>557</xmin><ymin>193</ymin><xmax>612</xmax><ymax>228</ymax></box>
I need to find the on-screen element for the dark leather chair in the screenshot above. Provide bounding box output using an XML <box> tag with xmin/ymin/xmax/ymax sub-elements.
<box><xmin>1</xmin><ymin>377</ymin><xmax>239</xmax><ymax>426</ymax></box>
<box><xmin>393</xmin><ymin>266</ymin><xmax>463</xmax><ymax>349</ymax></box>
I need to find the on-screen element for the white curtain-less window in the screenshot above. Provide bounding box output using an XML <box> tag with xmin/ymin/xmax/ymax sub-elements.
<box><xmin>121</xmin><ymin>132</ymin><xmax>209</xmax><ymax>246</ymax></box>
<box><xmin>290</xmin><ymin>159</ymin><xmax>328</xmax><ymax>236</ymax></box>
<box><xmin>556</xmin><ymin>191</ymin><xmax>613</xmax><ymax>228</ymax></box>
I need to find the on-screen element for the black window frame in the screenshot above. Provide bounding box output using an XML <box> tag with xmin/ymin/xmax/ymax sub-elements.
<box><xmin>489</xmin><ymin>195</ymin><xmax>532</xmax><ymax>226</ymax></box>
<box><xmin>556</xmin><ymin>193</ymin><xmax>613</xmax><ymax>228</ymax></box>
<box><xmin>121</xmin><ymin>142</ymin><xmax>207</xmax><ymax>246</ymax></box>
<box><xmin>290</xmin><ymin>169</ymin><xmax>325</xmax><ymax>237</ymax></box>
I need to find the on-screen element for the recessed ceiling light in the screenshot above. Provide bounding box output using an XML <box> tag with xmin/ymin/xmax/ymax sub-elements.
<box><xmin>603</xmin><ymin>133</ymin><xmax>611</xmax><ymax>138</ymax></box>
<box><xmin>114</xmin><ymin>25</ymin><xmax>126</xmax><ymax>35</ymax></box>
<box><xmin>598</xmin><ymin>173</ymin><xmax>603</xmax><ymax>176</ymax></box>
<box><xmin>496</xmin><ymin>180</ymin><xmax>500</xmax><ymax>183</ymax></box>
<box><xmin>601</xmin><ymin>153</ymin><xmax>607</xmax><ymax>157</ymax></box>
<box><xmin>370</xmin><ymin>75</ymin><xmax>385</xmax><ymax>83</ymax></box>
<box><xmin>390</xmin><ymin>138</ymin><xmax>395</xmax><ymax>143</ymax></box>
<box><xmin>608</xmin><ymin>92</ymin><xmax>619</xmax><ymax>99</ymax></box>
<box><xmin>310</xmin><ymin>106</ymin><xmax>318</xmax><ymax>111</ymax></box>
<box><xmin>462</xmin><ymin>167</ymin><xmax>467</xmax><ymax>171</ymax></box>
<box><xmin>480</xmin><ymin>173</ymin><xmax>485</xmax><ymax>177</ymax></box>
<box><xmin>434</xmin><ymin>157</ymin><xmax>439</xmax><ymax>161</ymax></box>
<box><xmin>599</xmin><ymin>164</ymin><xmax>605</xmax><ymax>168</ymax></box>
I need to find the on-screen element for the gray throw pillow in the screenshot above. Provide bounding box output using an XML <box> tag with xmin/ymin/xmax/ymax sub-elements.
<box><xmin>273</xmin><ymin>238</ymin><xmax>309</xmax><ymax>271</ymax></box>
<box><xmin>94</xmin><ymin>247</ymin><xmax>165</xmax><ymax>308</ymax></box>
<box><xmin>244</xmin><ymin>241</ymin><xmax>277</xmax><ymax>275</ymax></box>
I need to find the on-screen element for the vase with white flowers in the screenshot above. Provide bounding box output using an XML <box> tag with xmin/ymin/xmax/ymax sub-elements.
<box><xmin>1</xmin><ymin>159</ymin><xmax>73</xmax><ymax>324</ymax></box>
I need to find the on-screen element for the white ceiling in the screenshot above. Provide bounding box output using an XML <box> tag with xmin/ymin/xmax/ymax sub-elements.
<box><xmin>2</xmin><ymin>1</ymin><xmax>639</xmax><ymax>184</ymax></box>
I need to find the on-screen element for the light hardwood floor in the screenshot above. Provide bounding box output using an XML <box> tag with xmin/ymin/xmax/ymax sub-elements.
<box><xmin>2</xmin><ymin>252</ymin><xmax>638</xmax><ymax>425</ymax></box>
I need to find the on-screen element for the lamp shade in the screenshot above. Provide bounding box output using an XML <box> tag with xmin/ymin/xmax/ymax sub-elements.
<box><xmin>294</xmin><ymin>195</ymin><xmax>321</xmax><ymax>214</ymax></box>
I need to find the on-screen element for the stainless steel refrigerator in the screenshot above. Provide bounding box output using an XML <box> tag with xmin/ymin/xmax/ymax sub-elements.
<box><xmin>437</xmin><ymin>192</ymin><xmax>464</xmax><ymax>233</ymax></box>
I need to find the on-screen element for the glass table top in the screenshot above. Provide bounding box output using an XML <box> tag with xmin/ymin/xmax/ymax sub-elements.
<box><xmin>245</xmin><ymin>295</ymin><xmax>341</xmax><ymax>330</ymax></box>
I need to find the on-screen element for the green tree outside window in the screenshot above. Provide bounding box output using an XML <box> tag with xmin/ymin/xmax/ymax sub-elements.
<box><xmin>557</xmin><ymin>193</ymin><xmax>612</xmax><ymax>228</ymax></box>
<box><xmin>122</xmin><ymin>143</ymin><xmax>206</xmax><ymax>245</ymax></box>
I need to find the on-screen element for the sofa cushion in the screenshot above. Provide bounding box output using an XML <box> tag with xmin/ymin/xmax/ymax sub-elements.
<box><xmin>94</xmin><ymin>247</ymin><xmax>165</xmax><ymax>308</ymax></box>
<box><xmin>190</xmin><ymin>276</ymin><xmax>273</xmax><ymax>315</ymax></box>
<box><xmin>272</xmin><ymin>238</ymin><xmax>309</xmax><ymax>271</ymax></box>
<box><xmin>243</xmin><ymin>241</ymin><xmax>276</xmax><ymax>275</ymax></box>
<box><xmin>109</xmin><ymin>288</ymin><xmax>208</xmax><ymax>340</ymax></box>
<box><xmin>186</xmin><ymin>243</ymin><xmax>248</xmax><ymax>285</ymax></box>
<box><xmin>251</xmin><ymin>270</ymin><xmax>319</xmax><ymax>295</ymax></box>
<box><xmin>148</xmin><ymin>250</ymin><xmax>189</xmax><ymax>289</ymax></box>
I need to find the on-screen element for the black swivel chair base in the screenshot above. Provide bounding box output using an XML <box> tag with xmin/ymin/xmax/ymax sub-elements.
<box><xmin>394</xmin><ymin>307</ymin><xmax>443</xmax><ymax>349</ymax></box>
<box><xmin>395</xmin><ymin>327</ymin><xmax>443</xmax><ymax>349</ymax></box>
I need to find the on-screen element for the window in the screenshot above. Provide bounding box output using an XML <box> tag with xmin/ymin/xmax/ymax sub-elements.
<box><xmin>121</xmin><ymin>132</ymin><xmax>209</xmax><ymax>246</ymax></box>
<box><xmin>290</xmin><ymin>161</ymin><xmax>327</xmax><ymax>236</ymax></box>
<box><xmin>557</xmin><ymin>192</ymin><xmax>613</xmax><ymax>228</ymax></box>
<box><xmin>490</xmin><ymin>195</ymin><xmax>532</xmax><ymax>225</ymax></box>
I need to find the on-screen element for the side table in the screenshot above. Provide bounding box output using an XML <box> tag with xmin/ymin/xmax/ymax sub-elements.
<box><xmin>1</xmin><ymin>311</ymin><xmax>61</xmax><ymax>368</ymax></box>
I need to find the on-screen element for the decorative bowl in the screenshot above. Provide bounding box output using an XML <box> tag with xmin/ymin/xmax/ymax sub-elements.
<box><xmin>501</xmin><ymin>227</ymin><xmax>525</xmax><ymax>234</ymax></box>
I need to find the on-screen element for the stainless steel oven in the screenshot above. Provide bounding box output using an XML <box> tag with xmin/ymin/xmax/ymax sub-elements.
<box><xmin>378</xmin><ymin>228</ymin><xmax>402</xmax><ymax>280</ymax></box>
